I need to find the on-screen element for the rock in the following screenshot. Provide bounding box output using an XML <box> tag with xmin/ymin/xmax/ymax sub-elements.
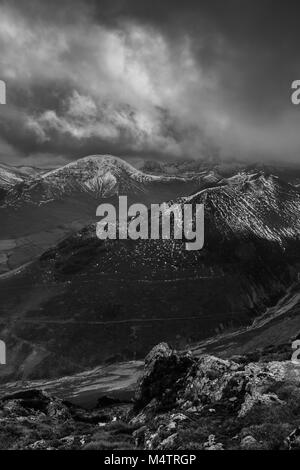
<box><xmin>133</xmin><ymin>426</ymin><xmax>148</xmax><ymax>447</ymax></box>
<box><xmin>158</xmin><ymin>433</ymin><xmax>178</xmax><ymax>450</ymax></box>
<box><xmin>134</xmin><ymin>343</ymin><xmax>194</xmax><ymax>411</ymax></box>
<box><xmin>238</xmin><ymin>392</ymin><xmax>283</xmax><ymax>417</ymax></box>
<box><xmin>0</xmin><ymin>388</ymin><xmax>71</xmax><ymax>421</ymax></box>
<box><xmin>1</xmin><ymin>389</ymin><xmax>51</xmax><ymax>414</ymax></box>
<box><xmin>130</xmin><ymin>344</ymin><xmax>300</xmax><ymax>450</ymax></box>
<box><xmin>240</xmin><ymin>435</ymin><xmax>258</xmax><ymax>450</ymax></box>
<box><xmin>186</xmin><ymin>406</ymin><xmax>198</xmax><ymax>412</ymax></box>
<box><xmin>143</xmin><ymin>343</ymin><xmax>174</xmax><ymax>370</ymax></box>
<box><xmin>205</xmin><ymin>443</ymin><xmax>224</xmax><ymax>450</ymax></box>
<box><xmin>284</xmin><ymin>427</ymin><xmax>300</xmax><ymax>450</ymax></box>
<box><xmin>57</xmin><ymin>435</ymin><xmax>76</xmax><ymax>449</ymax></box>
<box><xmin>203</xmin><ymin>435</ymin><xmax>224</xmax><ymax>450</ymax></box>
<box><xmin>2</xmin><ymin>400</ymin><xmax>31</xmax><ymax>417</ymax></box>
<box><xmin>0</xmin><ymin>386</ymin><xmax>135</xmax><ymax>450</ymax></box>
<box><xmin>167</xmin><ymin>421</ymin><xmax>176</xmax><ymax>431</ymax></box>
<box><xmin>170</xmin><ymin>413</ymin><xmax>187</xmax><ymax>422</ymax></box>
<box><xmin>47</xmin><ymin>399</ymin><xmax>70</xmax><ymax>420</ymax></box>
<box><xmin>28</xmin><ymin>440</ymin><xmax>55</xmax><ymax>450</ymax></box>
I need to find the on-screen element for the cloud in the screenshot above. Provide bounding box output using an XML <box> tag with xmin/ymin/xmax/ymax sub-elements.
<box><xmin>0</xmin><ymin>0</ymin><xmax>300</xmax><ymax>166</ymax></box>
<box><xmin>27</xmin><ymin>90</ymin><xmax>190</xmax><ymax>157</ymax></box>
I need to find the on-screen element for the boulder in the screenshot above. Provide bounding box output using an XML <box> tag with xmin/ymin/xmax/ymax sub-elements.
<box><xmin>134</xmin><ymin>343</ymin><xmax>194</xmax><ymax>411</ymax></box>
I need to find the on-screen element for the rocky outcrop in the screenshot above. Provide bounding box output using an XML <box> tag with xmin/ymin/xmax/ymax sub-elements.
<box><xmin>134</xmin><ymin>343</ymin><xmax>194</xmax><ymax>411</ymax></box>
<box><xmin>130</xmin><ymin>343</ymin><xmax>300</xmax><ymax>450</ymax></box>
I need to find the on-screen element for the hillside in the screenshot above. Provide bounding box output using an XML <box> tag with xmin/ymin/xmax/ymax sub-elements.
<box><xmin>0</xmin><ymin>155</ymin><xmax>207</xmax><ymax>273</ymax></box>
<box><xmin>0</xmin><ymin>172</ymin><xmax>299</xmax><ymax>383</ymax></box>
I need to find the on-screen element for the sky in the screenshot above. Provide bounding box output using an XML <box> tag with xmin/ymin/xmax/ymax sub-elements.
<box><xmin>0</xmin><ymin>0</ymin><xmax>300</xmax><ymax>168</ymax></box>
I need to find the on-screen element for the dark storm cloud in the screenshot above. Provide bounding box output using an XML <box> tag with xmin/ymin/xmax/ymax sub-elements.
<box><xmin>0</xmin><ymin>0</ymin><xmax>300</xmax><ymax>166</ymax></box>
<box><xmin>101</xmin><ymin>0</ymin><xmax>300</xmax><ymax>116</ymax></box>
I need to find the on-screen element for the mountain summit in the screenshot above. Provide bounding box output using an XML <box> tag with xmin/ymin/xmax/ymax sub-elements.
<box><xmin>2</xmin><ymin>155</ymin><xmax>204</xmax><ymax>207</ymax></box>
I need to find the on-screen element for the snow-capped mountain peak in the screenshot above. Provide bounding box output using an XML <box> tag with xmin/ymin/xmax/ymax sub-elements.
<box><xmin>0</xmin><ymin>164</ymin><xmax>23</xmax><ymax>189</ymax></box>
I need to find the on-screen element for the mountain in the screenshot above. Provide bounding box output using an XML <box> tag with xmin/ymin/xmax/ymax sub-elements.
<box><xmin>0</xmin><ymin>162</ymin><xmax>45</xmax><ymax>188</ymax></box>
<box><xmin>141</xmin><ymin>157</ymin><xmax>300</xmax><ymax>188</ymax></box>
<box><xmin>0</xmin><ymin>171</ymin><xmax>299</xmax><ymax>383</ymax></box>
<box><xmin>0</xmin><ymin>163</ymin><xmax>46</xmax><ymax>205</ymax></box>
<box><xmin>0</xmin><ymin>164</ymin><xmax>23</xmax><ymax>189</ymax></box>
<box><xmin>0</xmin><ymin>155</ymin><xmax>208</xmax><ymax>273</ymax></box>
<box><xmin>192</xmin><ymin>280</ymin><xmax>300</xmax><ymax>362</ymax></box>
<box><xmin>190</xmin><ymin>171</ymin><xmax>300</xmax><ymax>243</ymax></box>
<box><xmin>2</xmin><ymin>155</ymin><xmax>207</xmax><ymax>207</ymax></box>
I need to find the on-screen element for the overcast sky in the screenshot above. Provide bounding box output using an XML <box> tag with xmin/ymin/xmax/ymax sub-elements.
<box><xmin>0</xmin><ymin>0</ymin><xmax>300</xmax><ymax>167</ymax></box>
